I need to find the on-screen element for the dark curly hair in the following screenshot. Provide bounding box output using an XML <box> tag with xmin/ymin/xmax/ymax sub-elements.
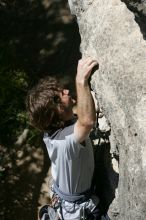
<box><xmin>26</xmin><ymin>76</ymin><xmax>65</xmax><ymax>132</ymax></box>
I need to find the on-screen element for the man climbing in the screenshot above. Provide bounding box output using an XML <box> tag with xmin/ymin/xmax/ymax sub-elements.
<box><xmin>26</xmin><ymin>57</ymin><xmax>110</xmax><ymax>220</ymax></box>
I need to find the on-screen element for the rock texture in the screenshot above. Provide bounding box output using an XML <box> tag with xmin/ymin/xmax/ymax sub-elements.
<box><xmin>68</xmin><ymin>0</ymin><xmax>146</xmax><ymax>219</ymax></box>
<box><xmin>122</xmin><ymin>0</ymin><xmax>146</xmax><ymax>39</ymax></box>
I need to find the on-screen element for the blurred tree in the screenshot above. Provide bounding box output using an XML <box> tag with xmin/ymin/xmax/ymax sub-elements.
<box><xmin>0</xmin><ymin>0</ymin><xmax>80</xmax><ymax>145</ymax></box>
<box><xmin>0</xmin><ymin>68</ymin><xmax>28</xmax><ymax>144</ymax></box>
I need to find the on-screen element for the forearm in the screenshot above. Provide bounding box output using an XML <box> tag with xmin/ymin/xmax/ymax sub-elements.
<box><xmin>74</xmin><ymin>57</ymin><xmax>98</xmax><ymax>142</ymax></box>
<box><xmin>76</xmin><ymin>79</ymin><xmax>96</xmax><ymax>126</ymax></box>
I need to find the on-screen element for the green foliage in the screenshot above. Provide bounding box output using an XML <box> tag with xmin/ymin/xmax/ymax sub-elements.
<box><xmin>26</xmin><ymin>128</ymin><xmax>43</xmax><ymax>147</ymax></box>
<box><xmin>0</xmin><ymin>68</ymin><xmax>29</xmax><ymax>144</ymax></box>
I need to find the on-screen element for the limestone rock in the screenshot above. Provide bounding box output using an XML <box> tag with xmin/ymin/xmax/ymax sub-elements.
<box><xmin>98</xmin><ymin>116</ymin><xmax>111</xmax><ymax>133</ymax></box>
<box><xmin>122</xmin><ymin>0</ymin><xmax>146</xmax><ymax>39</ymax></box>
<box><xmin>68</xmin><ymin>0</ymin><xmax>146</xmax><ymax>219</ymax></box>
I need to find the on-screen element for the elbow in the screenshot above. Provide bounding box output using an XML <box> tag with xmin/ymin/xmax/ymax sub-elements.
<box><xmin>80</xmin><ymin>119</ymin><xmax>96</xmax><ymax>128</ymax></box>
<box><xmin>87</xmin><ymin>120</ymin><xmax>96</xmax><ymax>128</ymax></box>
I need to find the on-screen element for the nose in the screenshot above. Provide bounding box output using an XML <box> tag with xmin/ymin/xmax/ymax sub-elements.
<box><xmin>63</xmin><ymin>89</ymin><xmax>69</xmax><ymax>95</ymax></box>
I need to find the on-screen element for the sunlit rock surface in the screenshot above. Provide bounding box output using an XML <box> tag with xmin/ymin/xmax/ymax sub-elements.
<box><xmin>68</xmin><ymin>0</ymin><xmax>146</xmax><ymax>219</ymax></box>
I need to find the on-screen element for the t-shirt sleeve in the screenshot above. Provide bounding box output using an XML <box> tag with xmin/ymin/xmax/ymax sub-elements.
<box><xmin>43</xmin><ymin>135</ymin><xmax>58</xmax><ymax>161</ymax></box>
<box><xmin>64</xmin><ymin>133</ymin><xmax>84</xmax><ymax>159</ymax></box>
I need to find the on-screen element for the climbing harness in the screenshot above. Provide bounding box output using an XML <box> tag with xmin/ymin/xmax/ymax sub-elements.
<box><xmin>80</xmin><ymin>206</ymin><xmax>88</xmax><ymax>220</ymax></box>
<box><xmin>52</xmin><ymin>182</ymin><xmax>93</xmax><ymax>220</ymax></box>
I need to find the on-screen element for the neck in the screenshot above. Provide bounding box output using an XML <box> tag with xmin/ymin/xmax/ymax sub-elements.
<box><xmin>64</xmin><ymin>115</ymin><xmax>77</xmax><ymax>127</ymax></box>
<box><xmin>64</xmin><ymin>112</ymin><xmax>74</xmax><ymax>122</ymax></box>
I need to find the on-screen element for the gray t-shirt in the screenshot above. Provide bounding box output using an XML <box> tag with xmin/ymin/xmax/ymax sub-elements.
<box><xmin>43</xmin><ymin>123</ymin><xmax>99</xmax><ymax>220</ymax></box>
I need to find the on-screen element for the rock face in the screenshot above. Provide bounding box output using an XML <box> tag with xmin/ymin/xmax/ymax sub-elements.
<box><xmin>68</xmin><ymin>0</ymin><xmax>146</xmax><ymax>219</ymax></box>
<box><xmin>122</xmin><ymin>0</ymin><xmax>146</xmax><ymax>39</ymax></box>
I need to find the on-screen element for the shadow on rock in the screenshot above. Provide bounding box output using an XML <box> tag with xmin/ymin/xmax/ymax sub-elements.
<box><xmin>91</xmin><ymin>127</ymin><xmax>119</xmax><ymax>214</ymax></box>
